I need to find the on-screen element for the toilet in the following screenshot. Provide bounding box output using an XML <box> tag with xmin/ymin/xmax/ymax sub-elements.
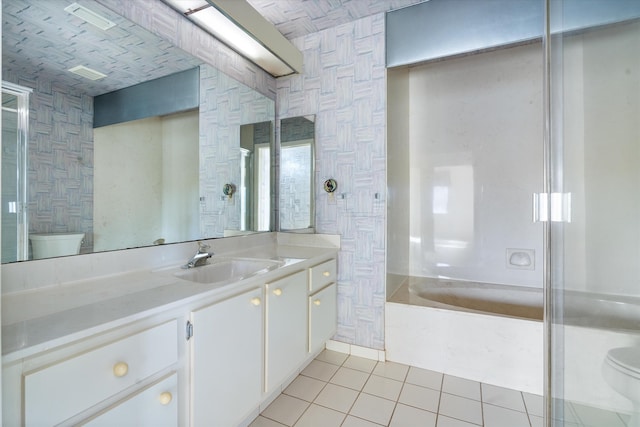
<box><xmin>602</xmin><ymin>347</ymin><xmax>640</xmax><ymax>427</ymax></box>
<box><xmin>29</xmin><ymin>233</ymin><xmax>85</xmax><ymax>259</ymax></box>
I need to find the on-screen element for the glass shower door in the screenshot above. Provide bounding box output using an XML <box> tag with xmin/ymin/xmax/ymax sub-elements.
<box><xmin>2</xmin><ymin>82</ymin><xmax>30</xmax><ymax>263</ymax></box>
<box><xmin>547</xmin><ymin>2</ymin><xmax>640</xmax><ymax>426</ymax></box>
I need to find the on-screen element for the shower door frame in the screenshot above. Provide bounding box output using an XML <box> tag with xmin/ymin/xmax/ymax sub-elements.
<box><xmin>2</xmin><ymin>81</ymin><xmax>31</xmax><ymax>262</ymax></box>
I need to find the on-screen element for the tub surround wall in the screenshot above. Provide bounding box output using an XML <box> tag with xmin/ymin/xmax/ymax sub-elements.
<box><xmin>278</xmin><ymin>14</ymin><xmax>387</xmax><ymax>349</ymax></box>
<box><xmin>387</xmin><ymin>42</ymin><xmax>544</xmax><ymax>288</ymax></box>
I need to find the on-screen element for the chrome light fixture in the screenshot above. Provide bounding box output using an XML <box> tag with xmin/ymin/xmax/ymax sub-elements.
<box><xmin>163</xmin><ymin>0</ymin><xmax>303</xmax><ymax>77</ymax></box>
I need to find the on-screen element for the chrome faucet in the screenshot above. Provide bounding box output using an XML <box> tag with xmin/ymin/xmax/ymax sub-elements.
<box><xmin>182</xmin><ymin>242</ymin><xmax>214</xmax><ymax>269</ymax></box>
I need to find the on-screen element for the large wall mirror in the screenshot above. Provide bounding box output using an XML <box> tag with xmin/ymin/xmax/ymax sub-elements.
<box><xmin>1</xmin><ymin>0</ymin><xmax>275</xmax><ymax>262</ymax></box>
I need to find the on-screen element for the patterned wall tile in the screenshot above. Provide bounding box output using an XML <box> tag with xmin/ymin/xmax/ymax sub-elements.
<box><xmin>96</xmin><ymin>0</ymin><xmax>276</xmax><ymax>100</ymax></box>
<box><xmin>3</xmin><ymin>70</ymin><xmax>95</xmax><ymax>254</ymax></box>
<box><xmin>278</xmin><ymin>13</ymin><xmax>387</xmax><ymax>350</ymax></box>
<box><xmin>199</xmin><ymin>64</ymin><xmax>275</xmax><ymax>237</ymax></box>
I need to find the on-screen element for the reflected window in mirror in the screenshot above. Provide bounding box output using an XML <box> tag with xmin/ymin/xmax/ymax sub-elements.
<box><xmin>239</xmin><ymin>121</ymin><xmax>272</xmax><ymax>234</ymax></box>
<box><xmin>279</xmin><ymin>116</ymin><xmax>315</xmax><ymax>231</ymax></box>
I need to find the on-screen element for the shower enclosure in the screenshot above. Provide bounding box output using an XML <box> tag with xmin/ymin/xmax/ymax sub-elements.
<box><xmin>546</xmin><ymin>1</ymin><xmax>640</xmax><ymax>425</ymax></box>
<box><xmin>1</xmin><ymin>82</ymin><xmax>30</xmax><ymax>263</ymax></box>
<box><xmin>385</xmin><ymin>1</ymin><xmax>640</xmax><ymax>425</ymax></box>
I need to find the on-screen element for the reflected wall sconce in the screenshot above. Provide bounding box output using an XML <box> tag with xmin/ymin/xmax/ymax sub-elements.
<box><xmin>162</xmin><ymin>0</ymin><xmax>303</xmax><ymax>77</ymax></box>
<box><xmin>223</xmin><ymin>183</ymin><xmax>236</xmax><ymax>199</ymax></box>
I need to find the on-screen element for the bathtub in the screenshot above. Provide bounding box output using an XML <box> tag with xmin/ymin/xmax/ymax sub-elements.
<box><xmin>385</xmin><ymin>276</ymin><xmax>640</xmax><ymax>406</ymax></box>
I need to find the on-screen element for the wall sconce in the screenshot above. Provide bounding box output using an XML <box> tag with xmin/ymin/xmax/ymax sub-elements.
<box><xmin>162</xmin><ymin>0</ymin><xmax>303</xmax><ymax>77</ymax></box>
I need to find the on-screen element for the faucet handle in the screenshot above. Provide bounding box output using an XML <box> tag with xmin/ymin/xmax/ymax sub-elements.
<box><xmin>197</xmin><ymin>241</ymin><xmax>210</xmax><ymax>252</ymax></box>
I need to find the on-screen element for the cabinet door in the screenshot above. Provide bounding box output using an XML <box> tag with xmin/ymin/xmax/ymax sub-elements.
<box><xmin>191</xmin><ymin>288</ymin><xmax>263</xmax><ymax>427</ymax></box>
<box><xmin>265</xmin><ymin>270</ymin><xmax>308</xmax><ymax>393</ymax></box>
<box><xmin>83</xmin><ymin>373</ymin><xmax>177</xmax><ymax>427</ymax></box>
<box><xmin>309</xmin><ymin>283</ymin><xmax>337</xmax><ymax>354</ymax></box>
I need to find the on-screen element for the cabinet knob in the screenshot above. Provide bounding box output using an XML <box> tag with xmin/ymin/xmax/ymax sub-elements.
<box><xmin>313</xmin><ymin>299</ymin><xmax>321</xmax><ymax>306</ymax></box>
<box><xmin>113</xmin><ymin>362</ymin><xmax>129</xmax><ymax>377</ymax></box>
<box><xmin>273</xmin><ymin>288</ymin><xmax>282</xmax><ymax>296</ymax></box>
<box><xmin>322</xmin><ymin>271</ymin><xmax>330</xmax><ymax>277</ymax></box>
<box><xmin>159</xmin><ymin>392</ymin><xmax>173</xmax><ymax>405</ymax></box>
<box><xmin>250</xmin><ymin>297</ymin><xmax>261</xmax><ymax>306</ymax></box>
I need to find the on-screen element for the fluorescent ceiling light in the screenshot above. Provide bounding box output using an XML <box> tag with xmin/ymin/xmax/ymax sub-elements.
<box><xmin>163</xmin><ymin>0</ymin><xmax>302</xmax><ymax>77</ymax></box>
<box><xmin>68</xmin><ymin>65</ymin><xmax>107</xmax><ymax>81</ymax></box>
<box><xmin>64</xmin><ymin>3</ymin><xmax>116</xmax><ymax>30</ymax></box>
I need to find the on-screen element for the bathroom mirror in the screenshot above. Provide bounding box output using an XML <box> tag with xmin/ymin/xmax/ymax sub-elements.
<box><xmin>1</xmin><ymin>0</ymin><xmax>275</xmax><ymax>262</ymax></box>
<box><xmin>279</xmin><ymin>115</ymin><xmax>315</xmax><ymax>231</ymax></box>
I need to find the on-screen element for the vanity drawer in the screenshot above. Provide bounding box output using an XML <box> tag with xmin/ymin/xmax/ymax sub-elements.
<box><xmin>309</xmin><ymin>259</ymin><xmax>336</xmax><ymax>293</ymax></box>
<box><xmin>24</xmin><ymin>320</ymin><xmax>178</xmax><ymax>427</ymax></box>
<box><xmin>83</xmin><ymin>372</ymin><xmax>178</xmax><ymax>427</ymax></box>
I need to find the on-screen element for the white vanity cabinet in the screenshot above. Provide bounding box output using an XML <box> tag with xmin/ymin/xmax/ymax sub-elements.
<box><xmin>265</xmin><ymin>270</ymin><xmax>308</xmax><ymax>393</ymax></box>
<box><xmin>4</xmin><ymin>250</ymin><xmax>339</xmax><ymax>427</ymax></box>
<box><xmin>190</xmin><ymin>287</ymin><xmax>263</xmax><ymax>427</ymax></box>
<box><xmin>308</xmin><ymin>259</ymin><xmax>338</xmax><ymax>354</ymax></box>
<box><xmin>23</xmin><ymin>320</ymin><xmax>179</xmax><ymax>427</ymax></box>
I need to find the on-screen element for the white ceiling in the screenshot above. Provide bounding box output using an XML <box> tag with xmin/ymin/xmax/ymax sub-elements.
<box><xmin>246</xmin><ymin>0</ymin><xmax>427</xmax><ymax>40</ymax></box>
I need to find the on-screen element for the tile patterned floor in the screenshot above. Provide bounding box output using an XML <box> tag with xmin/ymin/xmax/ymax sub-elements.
<box><xmin>250</xmin><ymin>350</ymin><xmax>546</xmax><ymax>427</ymax></box>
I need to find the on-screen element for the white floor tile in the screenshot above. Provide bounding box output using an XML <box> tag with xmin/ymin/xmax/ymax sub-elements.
<box><xmin>436</xmin><ymin>415</ymin><xmax>480</xmax><ymax>427</ymax></box>
<box><xmin>314</xmin><ymin>349</ymin><xmax>348</xmax><ymax>366</ymax></box>
<box><xmin>438</xmin><ymin>393</ymin><xmax>483</xmax><ymax>425</ymax></box>
<box><xmin>343</xmin><ymin>355</ymin><xmax>378</xmax><ymax>373</ymax></box>
<box><xmin>530</xmin><ymin>415</ymin><xmax>544</xmax><ymax>427</ymax></box>
<box><xmin>294</xmin><ymin>404</ymin><xmax>346</xmax><ymax>427</ymax></box>
<box><xmin>284</xmin><ymin>375</ymin><xmax>326</xmax><ymax>402</ymax></box>
<box><xmin>571</xmin><ymin>402</ymin><xmax>628</xmax><ymax>427</ymax></box>
<box><xmin>398</xmin><ymin>383</ymin><xmax>441</xmax><ymax>413</ymax></box>
<box><xmin>300</xmin><ymin>360</ymin><xmax>340</xmax><ymax>382</ymax></box>
<box><xmin>249</xmin><ymin>415</ymin><xmax>287</xmax><ymax>427</ymax></box>
<box><xmin>350</xmin><ymin>393</ymin><xmax>397</xmax><ymax>426</ymax></box>
<box><xmin>261</xmin><ymin>395</ymin><xmax>310</xmax><ymax>427</ymax></box>
<box><xmin>405</xmin><ymin>366</ymin><xmax>443</xmax><ymax>390</ymax></box>
<box><xmin>483</xmin><ymin>403</ymin><xmax>530</xmax><ymax>427</ymax></box>
<box><xmin>523</xmin><ymin>392</ymin><xmax>544</xmax><ymax>417</ymax></box>
<box><xmin>341</xmin><ymin>415</ymin><xmax>385</xmax><ymax>427</ymax></box>
<box><xmin>363</xmin><ymin>375</ymin><xmax>404</xmax><ymax>401</ymax></box>
<box><xmin>481</xmin><ymin>383</ymin><xmax>525</xmax><ymax>412</ymax></box>
<box><xmin>373</xmin><ymin>361</ymin><xmax>410</xmax><ymax>382</ymax></box>
<box><xmin>442</xmin><ymin>375</ymin><xmax>481</xmax><ymax>401</ymax></box>
<box><xmin>329</xmin><ymin>366</ymin><xmax>370</xmax><ymax>390</ymax></box>
<box><xmin>313</xmin><ymin>383</ymin><xmax>359</xmax><ymax>413</ymax></box>
<box><xmin>389</xmin><ymin>403</ymin><xmax>437</xmax><ymax>427</ymax></box>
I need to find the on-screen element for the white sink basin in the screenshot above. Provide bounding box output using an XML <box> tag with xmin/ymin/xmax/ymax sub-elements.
<box><xmin>174</xmin><ymin>258</ymin><xmax>283</xmax><ymax>285</ymax></box>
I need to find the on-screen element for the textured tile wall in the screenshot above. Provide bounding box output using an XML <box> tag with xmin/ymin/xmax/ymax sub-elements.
<box><xmin>4</xmin><ymin>70</ymin><xmax>95</xmax><ymax>254</ymax></box>
<box><xmin>278</xmin><ymin>14</ymin><xmax>387</xmax><ymax>350</ymax></box>
<box><xmin>199</xmin><ymin>64</ymin><xmax>275</xmax><ymax>237</ymax></box>
<box><xmin>96</xmin><ymin>0</ymin><xmax>276</xmax><ymax>100</ymax></box>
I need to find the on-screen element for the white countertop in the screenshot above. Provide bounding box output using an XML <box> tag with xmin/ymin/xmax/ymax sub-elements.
<box><xmin>2</xmin><ymin>233</ymin><xmax>339</xmax><ymax>361</ymax></box>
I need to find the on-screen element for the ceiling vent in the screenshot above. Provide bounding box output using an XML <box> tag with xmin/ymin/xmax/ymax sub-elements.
<box><xmin>68</xmin><ymin>65</ymin><xmax>107</xmax><ymax>81</ymax></box>
<box><xmin>64</xmin><ymin>3</ymin><xmax>116</xmax><ymax>30</ymax></box>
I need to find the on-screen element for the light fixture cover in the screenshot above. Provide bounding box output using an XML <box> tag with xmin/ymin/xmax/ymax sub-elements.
<box><xmin>68</xmin><ymin>65</ymin><xmax>107</xmax><ymax>81</ymax></box>
<box><xmin>163</xmin><ymin>0</ymin><xmax>302</xmax><ymax>77</ymax></box>
<box><xmin>64</xmin><ymin>3</ymin><xmax>116</xmax><ymax>30</ymax></box>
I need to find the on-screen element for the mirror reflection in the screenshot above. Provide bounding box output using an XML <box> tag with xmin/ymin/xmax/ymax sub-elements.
<box><xmin>1</xmin><ymin>0</ymin><xmax>275</xmax><ymax>262</ymax></box>
<box><xmin>279</xmin><ymin>116</ymin><xmax>315</xmax><ymax>231</ymax></box>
